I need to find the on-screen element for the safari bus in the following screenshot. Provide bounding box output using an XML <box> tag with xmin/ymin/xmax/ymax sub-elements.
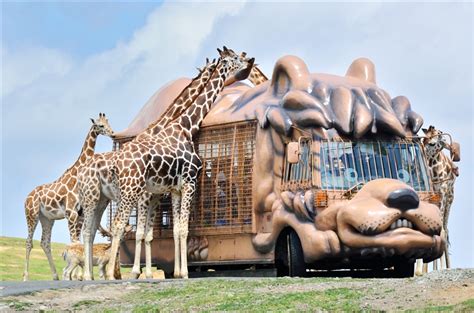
<box><xmin>108</xmin><ymin>56</ymin><xmax>454</xmax><ymax>278</ymax></box>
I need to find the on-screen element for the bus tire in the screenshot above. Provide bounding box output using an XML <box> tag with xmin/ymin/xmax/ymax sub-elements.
<box><xmin>275</xmin><ymin>229</ymin><xmax>306</xmax><ymax>277</ymax></box>
<box><xmin>393</xmin><ymin>260</ymin><xmax>415</xmax><ymax>278</ymax></box>
<box><xmin>288</xmin><ymin>230</ymin><xmax>306</xmax><ymax>277</ymax></box>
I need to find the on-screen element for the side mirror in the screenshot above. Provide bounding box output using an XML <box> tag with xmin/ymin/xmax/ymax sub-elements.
<box><xmin>450</xmin><ymin>142</ymin><xmax>461</xmax><ymax>162</ymax></box>
<box><xmin>287</xmin><ymin>142</ymin><xmax>300</xmax><ymax>164</ymax></box>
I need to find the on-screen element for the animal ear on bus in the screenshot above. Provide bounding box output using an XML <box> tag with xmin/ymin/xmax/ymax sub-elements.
<box><xmin>287</xmin><ymin>142</ymin><xmax>300</xmax><ymax>164</ymax></box>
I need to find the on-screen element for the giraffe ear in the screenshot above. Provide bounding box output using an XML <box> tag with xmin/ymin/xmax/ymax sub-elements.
<box><xmin>421</xmin><ymin>128</ymin><xmax>428</xmax><ymax>134</ymax></box>
<box><xmin>217</xmin><ymin>48</ymin><xmax>223</xmax><ymax>56</ymax></box>
<box><xmin>90</xmin><ymin>118</ymin><xmax>96</xmax><ymax>124</ymax></box>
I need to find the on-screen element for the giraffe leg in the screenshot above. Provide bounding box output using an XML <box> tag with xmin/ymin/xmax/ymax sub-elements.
<box><xmin>144</xmin><ymin>195</ymin><xmax>159</xmax><ymax>279</ymax></box>
<box><xmin>106</xmin><ymin>197</ymin><xmax>135</xmax><ymax>280</ymax></box>
<box><xmin>82</xmin><ymin>204</ymin><xmax>99</xmax><ymax>280</ymax></box>
<box><xmin>63</xmin><ymin>263</ymin><xmax>77</xmax><ymax>281</ymax></box>
<box><xmin>172</xmin><ymin>191</ymin><xmax>181</xmax><ymax>278</ymax></box>
<box><xmin>23</xmin><ymin>200</ymin><xmax>39</xmax><ymax>281</ymax></box>
<box><xmin>415</xmin><ymin>259</ymin><xmax>423</xmax><ymax>276</ymax></box>
<box><xmin>98</xmin><ymin>263</ymin><xmax>106</xmax><ymax>280</ymax></box>
<box><xmin>445</xmin><ymin>227</ymin><xmax>451</xmax><ymax>269</ymax></box>
<box><xmin>131</xmin><ymin>195</ymin><xmax>150</xmax><ymax>279</ymax></box>
<box><xmin>38</xmin><ymin>214</ymin><xmax>59</xmax><ymax>280</ymax></box>
<box><xmin>178</xmin><ymin>182</ymin><xmax>195</xmax><ymax>279</ymax></box>
<box><xmin>66</xmin><ymin>206</ymin><xmax>83</xmax><ymax>243</ymax></box>
<box><xmin>423</xmin><ymin>263</ymin><xmax>428</xmax><ymax>274</ymax></box>
<box><xmin>74</xmin><ymin>266</ymin><xmax>84</xmax><ymax>281</ymax></box>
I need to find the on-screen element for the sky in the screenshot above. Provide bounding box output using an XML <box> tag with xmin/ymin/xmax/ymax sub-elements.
<box><xmin>1</xmin><ymin>1</ymin><xmax>473</xmax><ymax>268</ymax></box>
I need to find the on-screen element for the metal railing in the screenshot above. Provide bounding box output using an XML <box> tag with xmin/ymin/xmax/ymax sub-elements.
<box><xmin>319</xmin><ymin>139</ymin><xmax>430</xmax><ymax>192</ymax></box>
<box><xmin>282</xmin><ymin>138</ymin><xmax>313</xmax><ymax>191</ymax></box>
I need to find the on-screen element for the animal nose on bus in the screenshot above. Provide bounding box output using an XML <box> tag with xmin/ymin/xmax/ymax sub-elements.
<box><xmin>387</xmin><ymin>188</ymin><xmax>419</xmax><ymax>210</ymax></box>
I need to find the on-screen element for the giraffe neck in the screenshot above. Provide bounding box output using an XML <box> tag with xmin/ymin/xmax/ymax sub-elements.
<box><xmin>137</xmin><ymin>61</ymin><xmax>218</xmax><ymax>140</ymax></box>
<box><xmin>172</xmin><ymin>58</ymin><xmax>229</xmax><ymax>138</ymax></box>
<box><xmin>428</xmin><ymin>150</ymin><xmax>452</xmax><ymax>180</ymax></box>
<box><xmin>73</xmin><ymin>127</ymin><xmax>99</xmax><ymax>168</ymax></box>
<box><xmin>248</xmin><ymin>66</ymin><xmax>268</xmax><ymax>86</ymax></box>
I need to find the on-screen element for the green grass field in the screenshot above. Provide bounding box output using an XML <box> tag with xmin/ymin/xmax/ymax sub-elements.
<box><xmin>0</xmin><ymin>236</ymin><xmax>157</xmax><ymax>281</ymax></box>
<box><xmin>0</xmin><ymin>236</ymin><xmax>67</xmax><ymax>281</ymax></box>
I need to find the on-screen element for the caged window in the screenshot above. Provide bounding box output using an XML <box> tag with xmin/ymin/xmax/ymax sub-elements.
<box><xmin>320</xmin><ymin>140</ymin><xmax>430</xmax><ymax>191</ymax></box>
<box><xmin>282</xmin><ymin>138</ymin><xmax>313</xmax><ymax>190</ymax></box>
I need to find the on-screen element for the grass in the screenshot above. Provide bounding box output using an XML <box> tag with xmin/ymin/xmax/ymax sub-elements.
<box><xmin>424</xmin><ymin>299</ymin><xmax>474</xmax><ymax>312</ymax></box>
<box><xmin>0</xmin><ymin>236</ymin><xmax>134</xmax><ymax>281</ymax></box>
<box><xmin>0</xmin><ymin>236</ymin><xmax>67</xmax><ymax>281</ymax></box>
<box><xmin>3</xmin><ymin>300</ymin><xmax>33</xmax><ymax>311</ymax></box>
<box><xmin>72</xmin><ymin>299</ymin><xmax>102</xmax><ymax>309</ymax></box>
<box><xmin>125</xmin><ymin>279</ymin><xmax>362</xmax><ymax>312</ymax></box>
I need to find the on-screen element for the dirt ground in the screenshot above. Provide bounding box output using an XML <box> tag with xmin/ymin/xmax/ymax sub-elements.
<box><xmin>1</xmin><ymin>268</ymin><xmax>473</xmax><ymax>311</ymax></box>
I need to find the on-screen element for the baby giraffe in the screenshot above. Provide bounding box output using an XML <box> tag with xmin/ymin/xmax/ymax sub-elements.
<box><xmin>62</xmin><ymin>225</ymin><xmax>131</xmax><ymax>280</ymax></box>
<box><xmin>23</xmin><ymin>113</ymin><xmax>114</xmax><ymax>281</ymax></box>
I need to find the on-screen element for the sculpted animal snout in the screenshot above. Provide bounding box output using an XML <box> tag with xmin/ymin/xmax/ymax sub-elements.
<box><xmin>386</xmin><ymin>188</ymin><xmax>419</xmax><ymax>210</ymax></box>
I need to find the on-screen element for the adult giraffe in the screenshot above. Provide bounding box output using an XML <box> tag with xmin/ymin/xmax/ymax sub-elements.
<box><xmin>78</xmin><ymin>48</ymin><xmax>254</xmax><ymax>280</ymax></box>
<box><xmin>129</xmin><ymin>58</ymin><xmax>269</xmax><ymax>279</ymax></box>
<box><xmin>129</xmin><ymin>58</ymin><xmax>222</xmax><ymax>279</ymax></box>
<box><xmin>415</xmin><ymin>125</ymin><xmax>458</xmax><ymax>275</ymax></box>
<box><xmin>23</xmin><ymin>113</ymin><xmax>114</xmax><ymax>281</ymax></box>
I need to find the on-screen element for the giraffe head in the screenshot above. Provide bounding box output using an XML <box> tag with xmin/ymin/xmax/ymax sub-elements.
<box><xmin>422</xmin><ymin>125</ymin><xmax>449</xmax><ymax>156</ymax></box>
<box><xmin>90</xmin><ymin>113</ymin><xmax>114</xmax><ymax>137</ymax></box>
<box><xmin>217</xmin><ymin>46</ymin><xmax>255</xmax><ymax>84</ymax></box>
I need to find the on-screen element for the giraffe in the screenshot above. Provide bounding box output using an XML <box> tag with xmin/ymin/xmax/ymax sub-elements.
<box><xmin>415</xmin><ymin>125</ymin><xmax>458</xmax><ymax>275</ymax></box>
<box><xmin>23</xmin><ymin>113</ymin><xmax>114</xmax><ymax>281</ymax></box>
<box><xmin>129</xmin><ymin>58</ymin><xmax>221</xmax><ymax>279</ymax></box>
<box><xmin>78</xmin><ymin>48</ymin><xmax>254</xmax><ymax>280</ymax></box>
<box><xmin>130</xmin><ymin>59</ymin><xmax>269</xmax><ymax>279</ymax></box>
<box><xmin>248</xmin><ymin>62</ymin><xmax>269</xmax><ymax>86</ymax></box>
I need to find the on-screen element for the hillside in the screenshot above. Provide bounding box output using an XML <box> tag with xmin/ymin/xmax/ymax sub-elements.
<box><xmin>0</xmin><ymin>236</ymin><xmax>67</xmax><ymax>281</ymax></box>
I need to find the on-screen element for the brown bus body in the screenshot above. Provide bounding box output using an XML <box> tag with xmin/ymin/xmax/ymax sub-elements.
<box><xmin>112</xmin><ymin>120</ymin><xmax>441</xmax><ymax>276</ymax></box>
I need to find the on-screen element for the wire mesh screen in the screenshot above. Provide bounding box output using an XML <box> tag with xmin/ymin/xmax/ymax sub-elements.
<box><xmin>108</xmin><ymin>121</ymin><xmax>257</xmax><ymax>236</ymax></box>
<box><xmin>189</xmin><ymin>121</ymin><xmax>256</xmax><ymax>234</ymax></box>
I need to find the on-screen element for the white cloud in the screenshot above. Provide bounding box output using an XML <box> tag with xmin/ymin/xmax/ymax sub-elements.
<box><xmin>2</xmin><ymin>46</ymin><xmax>73</xmax><ymax>98</ymax></box>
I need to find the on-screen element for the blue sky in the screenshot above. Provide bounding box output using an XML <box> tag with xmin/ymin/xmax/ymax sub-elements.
<box><xmin>2</xmin><ymin>2</ymin><xmax>473</xmax><ymax>268</ymax></box>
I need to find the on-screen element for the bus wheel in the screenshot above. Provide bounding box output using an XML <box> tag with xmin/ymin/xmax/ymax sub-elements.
<box><xmin>275</xmin><ymin>229</ymin><xmax>306</xmax><ymax>277</ymax></box>
<box><xmin>393</xmin><ymin>260</ymin><xmax>415</xmax><ymax>278</ymax></box>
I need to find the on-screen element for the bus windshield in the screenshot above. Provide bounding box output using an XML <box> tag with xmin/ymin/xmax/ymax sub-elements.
<box><xmin>320</xmin><ymin>140</ymin><xmax>430</xmax><ymax>191</ymax></box>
